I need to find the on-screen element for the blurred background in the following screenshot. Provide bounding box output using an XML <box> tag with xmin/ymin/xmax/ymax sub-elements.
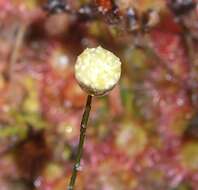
<box><xmin>0</xmin><ymin>0</ymin><xmax>198</xmax><ymax>189</ymax></box>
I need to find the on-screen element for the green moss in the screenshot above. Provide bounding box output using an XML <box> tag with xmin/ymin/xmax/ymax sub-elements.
<box><xmin>181</xmin><ymin>141</ymin><xmax>198</xmax><ymax>170</ymax></box>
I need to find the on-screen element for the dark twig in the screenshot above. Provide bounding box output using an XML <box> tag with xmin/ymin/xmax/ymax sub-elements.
<box><xmin>67</xmin><ymin>95</ymin><xmax>92</xmax><ymax>190</ymax></box>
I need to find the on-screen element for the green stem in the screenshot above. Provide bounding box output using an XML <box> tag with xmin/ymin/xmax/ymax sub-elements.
<box><xmin>67</xmin><ymin>95</ymin><xmax>92</xmax><ymax>190</ymax></box>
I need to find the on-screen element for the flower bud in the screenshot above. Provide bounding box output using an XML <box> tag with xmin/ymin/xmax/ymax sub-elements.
<box><xmin>75</xmin><ymin>46</ymin><xmax>121</xmax><ymax>96</ymax></box>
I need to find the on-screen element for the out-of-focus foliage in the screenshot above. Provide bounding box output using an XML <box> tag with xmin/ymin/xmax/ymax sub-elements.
<box><xmin>0</xmin><ymin>0</ymin><xmax>198</xmax><ymax>189</ymax></box>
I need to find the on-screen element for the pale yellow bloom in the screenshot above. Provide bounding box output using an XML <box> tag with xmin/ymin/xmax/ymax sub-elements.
<box><xmin>75</xmin><ymin>46</ymin><xmax>121</xmax><ymax>96</ymax></box>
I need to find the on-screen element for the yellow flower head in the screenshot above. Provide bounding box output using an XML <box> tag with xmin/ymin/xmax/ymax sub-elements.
<box><xmin>75</xmin><ymin>46</ymin><xmax>121</xmax><ymax>96</ymax></box>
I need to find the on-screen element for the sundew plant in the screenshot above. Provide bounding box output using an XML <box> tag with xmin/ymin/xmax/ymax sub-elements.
<box><xmin>0</xmin><ymin>0</ymin><xmax>198</xmax><ymax>190</ymax></box>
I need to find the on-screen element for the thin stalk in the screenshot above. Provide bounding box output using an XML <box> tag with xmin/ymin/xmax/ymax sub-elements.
<box><xmin>67</xmin><ymin>95</ymin><xmax>92</xmax><ymax>190</ymax></box>
<box><xmin>4</xmin><ymin>24</ymin><xmax>26</xmax><ymax>81</ymax></box>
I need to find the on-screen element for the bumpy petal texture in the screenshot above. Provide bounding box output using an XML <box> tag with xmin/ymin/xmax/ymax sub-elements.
<box><xmin>75</xmin><ymin>46</ymin><xmax>121</xmax><ymax>96</ymax></box>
